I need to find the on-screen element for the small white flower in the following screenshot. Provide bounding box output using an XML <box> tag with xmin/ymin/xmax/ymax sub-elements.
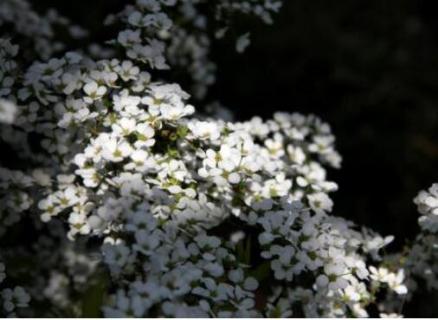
<box><xmin>307</xmin><ymin>192</ymin><xmax>333</xmax><ymax>212</ymax></box>
<box><xmin>188</xmin><ymin>121</ymin><xmax>221</xmax><ymax>141</ymax></box>
<box><xmin>0</xmin><ymin>99</ymin><xmax>17</xmax><ymax>124</ymax></box>
<box><xmin>83</xmin><ymin>81</ymin><xmax>107</xmax><ymax>103</ymax></box>
<box><xmin>236</xmin><ymin>33</ymin><xmax>251</xmax><ymax>53</ymax></box>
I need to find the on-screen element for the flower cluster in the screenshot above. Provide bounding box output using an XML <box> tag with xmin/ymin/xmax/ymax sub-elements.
<box><xmin>399</xmin><ymin>184</ymin><xmax>438</xmax><ymax>293</ymax></box>
<box><xmin>365</xmin><ymin>183</ymin><xmax>438</xmax><ymax>317</ymax></box>
<box><xmin>0</xmin><ymin>260</ymin><xmax>30</xmax><ymax>317</ymax></box>
<box><xmin>0</xmin><ymin>168</ymin><xmax>34</xmax><ymax>236</ymax></box>
<box><xmin>109</xmin><ymin>0</ymin><xmax>284</xmax><ymax>99</ymax></box>
<box><xmin>414</xmin><ymin>183</ymin><xmax>438</xmax><ymax>232</ymax></box>
<box><xmin>0</xmin><ymin>0</ymin><xmax>86</xmax><ymax>61</ymax></box>
<box><xmin>23</xmin><ymin>51</ymin><xmax>399</xmax><ymax>315</ymax></box>
<box><xmin>0</xmin><ymin>0</ymin><xmax>435</xmax><ymax>318</ymax></box>
<box><xmin>216</xmin><ymin>0</ymin><xmax>283</xmax><ymax>25</ymax></box>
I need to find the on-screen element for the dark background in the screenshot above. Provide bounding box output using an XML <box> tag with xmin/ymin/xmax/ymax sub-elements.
<box><xmin>33</xmin><ymin>0</ymin><xmax>438</xmax><ymax>316</ymax></box>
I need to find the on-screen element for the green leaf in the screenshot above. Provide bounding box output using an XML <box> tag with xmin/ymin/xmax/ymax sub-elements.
<box><xmin>81</xmin><ymin>270</ymin><xmax>109</xmax><ymax>317</ymax></box>
<box><xmin>250</xmin><ymin>261</ymin><xmax>271</xmax><ymax>282</ymax></box>
<box><xmin>244</xmin><ymin>236</ymin><xmax>251</xmax><ymax>265</ymax></box>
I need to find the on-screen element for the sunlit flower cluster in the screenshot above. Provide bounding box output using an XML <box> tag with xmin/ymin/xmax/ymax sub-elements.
<box><xmin>414</xmin><ymin>183</ymin><xmax>438</xmax><ymax>232</ymax></box>
<box><xmin>399</xmin><ymin>184</ymin><xmax>438</xmax><ymax>294</ymax></box>
<box><xmin>0</xmin><ymin>0</ymin><xmax>436</xmax><ymax>318</ymax></box>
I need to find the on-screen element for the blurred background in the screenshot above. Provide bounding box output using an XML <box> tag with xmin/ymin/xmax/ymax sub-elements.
<box><xmin>35</xmin><ymin>0</ymin><xmax>438</xmax><ymax>316</ymax></box>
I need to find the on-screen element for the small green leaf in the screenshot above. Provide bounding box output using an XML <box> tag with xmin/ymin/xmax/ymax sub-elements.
<box><xmin>250</xmin><ymin>261</ymin><xmax>271</xmax><ymax>282</ymax></box>
<box><xmin>81</xmin><ymin>269</ymin><xmax>109</xmax><ymax>317</ymax></box>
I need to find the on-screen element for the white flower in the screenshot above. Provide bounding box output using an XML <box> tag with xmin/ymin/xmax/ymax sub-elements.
<box><xmin>112</xmin><ymin>118</ymin><xmax>137</xmax><ymax>136</ymax></box>
<box><xmin>243</xmin><ymin>277</ymin><xmax>258</xmax><ymax>291</ymax></box>
<box><xmin>117</xmin><ymin>29</ymin><xmax>141</xmax><ymax>47</ymax></box>
<box><xmin>386</xmin><ymin>270</ymin><xmax>408</xmax><ymax>295</ymax></box>
<box><xmin>83</xmin><ymin>81</ymin><xmax>107</xmax><ymax>103</ymax></box>
<box><xmin>116</xmin><ymin>60</ymin><xmax>140</xmax><ymax>81</ymax></box>
<box><xmin>0</xmin><ymin>263</ymin><xmax>5</xmax><ymax>283</ymax></box>
<box><xmin>61</xmin><ymin>71</ymin><xmax>82</xmax><ymax>94</ymax></box>
<box><xmin>317</xmin><ymin>263</ymin><xmax>348</xmax><ymax>291</ymax></box>
<box><xmin>307</xmin><ymin>192</ymin><xmax>333</xmax><ymax>212</ymax></box>
<box><xmin>101</xmin><ymin>135</ymin><xmax>133</xmax><ymax>162</ymax></box>
<box><xmin>134</xmin><ymin>123</ymin><xmax>155</xmax><ymax>147</ymax></box>
<box><xmin>68</xmin><ymin>212</ymin><xmax>90</xmax><ymax>237</ymax></box>
<box><xmin>102</xmin><ymin>244</ymin><xmax>132</xmax><ymax>275</ymax></box>
<box><xmin>0</xmin><ymin>99</ymin><xmax>17</xmax><ymax>124</ymax></box>
<box><xmin>160</xmin><ymin>104</ymin><xmax>195</xmax><ymax>121</ymax></box>
<box><xmin>188</xmin><ymin>121</ymin><xmax>221</xmax><ymax>141</ymax></box>
<box><xmin>236</xmin><ymin>33</ymin><xmax>251</xmax><ymax>53</ymax></box>
<box><xmin>2</xmin><ymin>287</ymin><xmax>30</xmax><ymax>313</ymax></box>
<box><xmin>265</xmin><ymin>138</ymin><xmax>284</xmax><ymax>158</ymax></box>
<box><xmin>342</xmin><ymin>285</ymin><xmax>361</xmax><ymax>302</ymax></box>
<box><xmin>380</xmin><ymin>313</ymin><xmax>403</xmax><ymax>318</ymax></box>
<box><xmin>287</xmin><ymin>145</ymin><xmax>306</xmax><ymax>165</ymax></box>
